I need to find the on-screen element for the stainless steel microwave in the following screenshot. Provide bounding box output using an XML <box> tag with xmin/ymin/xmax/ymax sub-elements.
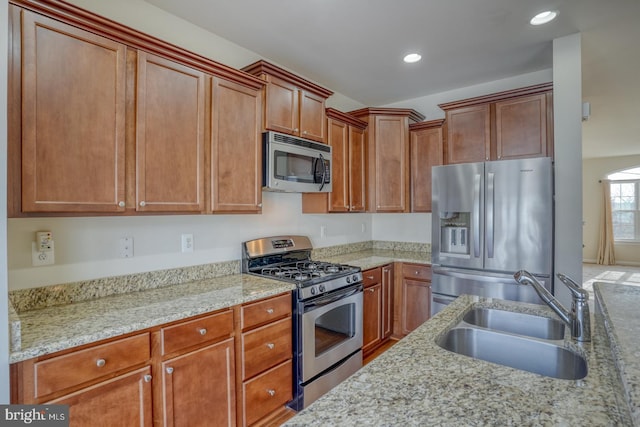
<box><xmin>263</xmin><ymin>131</ymin><xmax>332</xmax><ymax>193</ymax></box>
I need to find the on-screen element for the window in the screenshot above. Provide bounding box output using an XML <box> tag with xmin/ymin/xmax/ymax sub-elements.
<box><xmin>609</xmin><ymin>167</ymin><xmax>640</xmax><ymax>242</ymax></box>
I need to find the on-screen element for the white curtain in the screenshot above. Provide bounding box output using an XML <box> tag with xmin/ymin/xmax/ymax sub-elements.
<box><xmin>596</xmin><ymin>180</ymin><xmax>616</xmax><ymax>265</ymax></box>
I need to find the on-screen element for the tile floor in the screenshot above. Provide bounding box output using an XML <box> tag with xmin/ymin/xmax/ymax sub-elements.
<box><xmin>582</xmin><ymin>263</ymin><xmax>640</xmax><ymax>296</ymax></box>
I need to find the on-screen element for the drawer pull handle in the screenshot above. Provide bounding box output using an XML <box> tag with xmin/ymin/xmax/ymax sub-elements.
<box><xmin>96</xmin><ymin>359</ymin><xmax>106</xmax><ymax>368</ymax></box>
<box><xmin>267</xmin><ymin>389</ymin><xmax>276</xmax><ymax>397</ymax></box>
<box><xmin>368</xmin><ymin>288</ymin><xmax>375</xmax><ymax>293</ymax></box>
<box><xmin>166</xmin><ymin>367</ymin><xmax>174</xmax><ymax>374</ymax></box>
<box><xmin>143</xmin><ymin>374</ymin><xmax>152</xmax><ymax>382</ymax></box>
<box><xmin>139</xmin><ymin>201</ymin><xmax>146</xmax><ymax>207</ymax></box>
<box><xmin>118</xmin><ymin>201</ymin><xmax>125</xmax><ymax>208</ymax></box>
<box><xmin>415</xmin><ymin>271</ymin><xmax>420</xmax><ymax>275</ymax></box>
<box><xmin>366</xmin><ymin>275</ymin><xmax>374</xmax><ymax>280</ymax></box>
<box><xmin>266</xmin><ymin>308</ymin><xmax>274</xmax><ymax>314</ymax></box>
<box><xmin>266</xmin><ymin>343</ymin><xmax>275</xmax><ymax>349</ymax></box>
<box><xmin>198</xmin><ymin>328</ymin><xmax>207</xmax><ymax>336</ymax></box>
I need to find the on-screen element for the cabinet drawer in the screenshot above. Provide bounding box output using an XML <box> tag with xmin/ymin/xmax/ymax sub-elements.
<box><xmin>243</xmin><ymin>359</ymin><xmax>293</xmax><ymax>426</ymax></box>
<box><xmin>242</xmin><ymin>293</ymin><xmax>291</xmax><ymax>330</ymax></box>
<box><xmin>362</xmin><ymin>267</ymin><xmax>381</xmax><ymax>287</ymax></box>
<box><xmin>402</xmin><ymin>263</ymin><xmax>432</xmax><ymax>281</ymax></box>
<box><xmin>34</xmin><ymin>333</ymin><xmax>150</xmax><ymax>398</ymax></box>
<box><xmin>161</xmin><ymin>309</ymin><xmax>233</xmax><ymax>355</ymax></box>
<box><xmin>242</xmin><ymin>317</ymin><xmax>292</xmax><ymax>380</ymax></box>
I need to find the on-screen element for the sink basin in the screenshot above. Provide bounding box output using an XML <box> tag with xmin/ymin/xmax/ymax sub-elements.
<box><xmin>463</xmin><ymin>307</ymin><xmax>565</xmax><ymax>340</ymax></box>
<box><xmin>437</xmin><ymin>327</ymin><xmax>588</xmax><ymax>380</ymax></box>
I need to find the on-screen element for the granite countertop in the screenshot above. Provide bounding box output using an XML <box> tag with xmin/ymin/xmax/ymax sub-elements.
<box><xmin>10</xmin><ymin>274</ymin><xmax>294</xmax><ymax>363</ymax></box>
<box><xmin>9</xmin><ymin>247</ymin><xmax>429</xmax><ymax>364</ymax></box>
<box><xmin>319</xmin><ymin>248</ymin><xmax>430</xmax><ymax>270</ymax></box>
<box><xmin>284</xmin><ymin>288</ymin><xmax>635</xmax><ymax>426</ymax></box>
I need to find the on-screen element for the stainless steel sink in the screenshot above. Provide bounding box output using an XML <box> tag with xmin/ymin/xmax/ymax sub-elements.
<box><xmin>463</xmin><ymin>307</ymin><xmax>565</xmax><ymax>340</ymax></box>
<box><xmin>437</xmin><ymin>327</ymin><xmax>588</xmax><ymax>380</ymax></box>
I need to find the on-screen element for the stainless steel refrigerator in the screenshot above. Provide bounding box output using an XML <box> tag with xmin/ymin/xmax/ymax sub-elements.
<box><xmin>431</xmin><ymin>157</ymin><xmax>553</xmax><ymax>315</ymax></box>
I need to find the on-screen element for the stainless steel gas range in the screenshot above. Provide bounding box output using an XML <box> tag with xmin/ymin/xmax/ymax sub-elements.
<box><xmin>242</xmin><ymin>236</ymin><xmax>363</xmax><ymax>411</ymax></box>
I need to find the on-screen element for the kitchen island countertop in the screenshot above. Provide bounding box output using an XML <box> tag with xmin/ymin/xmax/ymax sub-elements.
<box><xmin>284</xmin><ymin>283</ymin><xmax>635</xmax><ymax>426</ymax></box>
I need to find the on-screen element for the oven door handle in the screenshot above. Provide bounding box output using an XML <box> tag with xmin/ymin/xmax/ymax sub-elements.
<box><xmin>305</xmin><ymin>285</ymin><xmax>362</xmax><ymax>309</ymax></box>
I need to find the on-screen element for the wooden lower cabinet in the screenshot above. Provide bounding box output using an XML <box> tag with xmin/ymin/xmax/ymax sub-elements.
<box><xmin>362</xmin><ymin>264</ymin><xmax>394</xmax><ymax>356</ymax></box>
<box><xmin>159</xmin><ymin>338</ymin><xmax>235</xmax><ymax>427</ymax></box>
<box><xmin>10</xmin><ymin>295</ymin><xmax>295</xmax><ymax>427</ymax></box>
<box><xmin>237</xmin><ymin>293</ymin><xmax>293</xmax><ymax>426</ymax></box>
<box><xmin>397</xmin><ymin>263</ymin><xmax>432</xmax><ymax>336</ymax></box>
<box><xmin>48</xmin><ymin>366</ymin><xmax>153</xmax><ymax>427</ymax></box>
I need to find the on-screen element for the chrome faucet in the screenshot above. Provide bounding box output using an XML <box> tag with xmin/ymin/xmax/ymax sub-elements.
<box><xmin>513</xmin><ymin>270</ymin><xmax>591</xmax><ymax>342</ymax></box>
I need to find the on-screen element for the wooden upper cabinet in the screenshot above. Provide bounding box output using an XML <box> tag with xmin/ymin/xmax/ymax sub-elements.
<box><xmin>135</xmin><ymin>52</ymin><xmax>205</xmax><ymax>212</ymax></box>
<box><xmin>409</xmin><ymin>120</ymin><xmax>444</xmax><ymax>212</ymax></box>
<box><xmin>439</xmin><ymin>83</ymin><xmax>553</xmax><ymax>165</ymax></box>
<box><xmin>301</xmin><ymin>109</ymin><xmax>367</xmax><ymax>213</ymax></box>
<box><xmin>210</xmin><ymin>77</ymin><xmax>263</xmax><ymax>213</ymax></box>
<box><xmin>242</xmin><ymin>60</ymin><xmax>333</xmax><ymax>143</ymax></box>
<box><xmin>444</xmin><ymin>105</ymin><xmax>490</xmax><ymax>164</ymax></box>
<box><xmin>349</xmin><ymin>108</ymin><xmax>425</xmax><ymax>213</ymax></box>
<box><xmin>17</xmin><ymin>8</ymin><xmax>127</xmax><ymax>213</ymax></box>
<box><xmin>494</xmin><ymin>93</ymin><xmax>550</xmax><ymax>160</ymax></box>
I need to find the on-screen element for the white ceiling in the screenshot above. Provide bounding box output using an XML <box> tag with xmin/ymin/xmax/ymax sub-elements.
<box><xmin>145</xmin><ymin>0</ymin><xmax>640</xmax><ymax>159</ymax></box>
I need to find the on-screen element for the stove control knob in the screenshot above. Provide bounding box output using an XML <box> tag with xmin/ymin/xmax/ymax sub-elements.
<box><xmin>352</xmin><ymin>274</ymin><xmax>359</xmax><ymax>282</ymax></box>
<box><xmin>346</xmin><ymin>276</ymin><xmax>351</xmax><ymax>284</ymax></box>
<box><xmin>310</xmin><ymin>287</ymin><xmax>317</xmax><ymax>295</ymax></box>
<box><xmin>319</xmin><ymin>284</ymin><xmax>326</xmax><ymax>293</ymax></box>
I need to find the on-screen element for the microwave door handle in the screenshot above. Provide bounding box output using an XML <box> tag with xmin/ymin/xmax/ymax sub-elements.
<box><xmin>318</xmin><ymin>153</ymin><xmax>326</xmax><ymax>191</ymax></box>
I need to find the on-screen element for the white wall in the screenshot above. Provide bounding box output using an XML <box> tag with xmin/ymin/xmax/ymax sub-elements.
<box><xmin>583</xmin><ymin>155</ymin><xmax>640</xmax><ymax>265</ymax></box>
<box><xmin>553</xmin><ymin>34</ymin><xmax>583</xmax><ymax>307</ymax></box>
<box><xmin>1</xmin><ymin>0</ymin><xmax>10</xmax><ymax>404</ymax></box>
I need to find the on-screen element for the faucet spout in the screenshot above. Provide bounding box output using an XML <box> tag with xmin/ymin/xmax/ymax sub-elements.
<box><xmin>513</xmin><ymin>270</ymin><xmax>571</xmax><ymax>325</ymax></box>
<box><xmin>513</xmin><ymin>270</ymin><xmax>591</xmax><ymax>342</ymax></box>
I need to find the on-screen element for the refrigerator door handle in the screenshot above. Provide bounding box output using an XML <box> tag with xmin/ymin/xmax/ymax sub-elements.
<box><xmin>487</xmin><ymin>172</ymin><xmax>495</xmax><ymax>258</ymax></box>
<box><xmin>473</xmin><ymin>173</ymin><xmax>481</xmax><ymax>258</ymax></box>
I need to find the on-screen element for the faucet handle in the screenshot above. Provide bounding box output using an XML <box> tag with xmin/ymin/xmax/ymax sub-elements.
<box><xmin>556</xmin><ymin>273</ymin><xmax>589</xmax><ymax>300</ymax></box>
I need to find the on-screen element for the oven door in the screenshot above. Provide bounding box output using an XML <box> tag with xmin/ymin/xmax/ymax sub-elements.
<box><xmin>301</xmin><ymin>284</ymin><xmax>363</xmax><ymax>382</ymax></box>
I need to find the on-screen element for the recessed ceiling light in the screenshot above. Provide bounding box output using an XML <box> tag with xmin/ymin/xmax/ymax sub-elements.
<box><xmin>403</xmin><ymin>53</ymin><xmax>422</xmax><ymax>63</ymax></box>
<box><xmin>530</xmin><ymin>10</ymin><xmax>558</xmax><ymax>25</ymax></box>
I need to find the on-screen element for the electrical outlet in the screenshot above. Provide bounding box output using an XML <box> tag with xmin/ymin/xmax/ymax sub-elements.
<box><xmin>320</xmin><ymin>225</ymin><xmax>327</xmax><ymax>239</ymax></box>
<box><xmin>119</xmin><ymin>237</ymin><xmax>134</xmax><ymax>258</ymax></box>
<box><xmin>32</xmin><ymin>241</ymin><xmax>55</xmax><ymax>266</ymax></box>
<box><xmin>181</xmin><ymin>234</ymin><xmax>194</xmax><ymax>253</ymax></box>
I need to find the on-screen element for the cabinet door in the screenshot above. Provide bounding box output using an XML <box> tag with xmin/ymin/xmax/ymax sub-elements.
<box><xmin>136</xmin><ymin>52</ymin><xmax>205</xmax><ymax>212</ymax></box>
<box><xmin>48</xmin><ymin>367</ymin><xmax>152</xmax><ymax>427</ymax></box>
<box><xmin>299</xmin><ymin>90</ymin><xmax>326</xmax><ymax>142</ymax></box>
<box><xmin>401</xmin><ymin>279</ymin><xmax>431</xmax><ymax>335</ymax></box>
<box><xmin>211</xmin><ymin>77</ymin><xmax>262</xmax><ymax>213</ymax></box>
<box><xmin>494</xmin><ymin>93</ymin><xmax>548</xmax><ymax>160</ymax></box>
<box><xmin>362</xmin><ymin>282</ymin><xmax>382</xmax><ymax>355</ymax></box>
<box><xmin>20</xmin><ymin>10</ymin><xmax>126</xmax><ymax>213</ymax></box>
<box><xmin>381</xmin><ymin>264</ymin><xmax>394</xmax><ymax>339</ymax></box>
<box><xmin>161</xmin><ymin>338</ymin><xmax>235</xmax><ymax>427</ymax></box>
<box><xmin>445</xmin><ymin>105</ymin><xmax>490</xmax><ymax>164</ymax></box>
<box><xmin>348</xmin><ymin>126</ymin><xmax>367</xmax><ymax>212</ymax></box>
<box><xmin>374</xmin><ymin>115</ymin><xmax>409</xmax><ymax>212</ymax></box>
<box><xmin>410</xmin><ymin>126</ymin><xmax>443</xmax><ymax>212</ymax></box>
<box><xmin>264</xmin><ymin>75</ymin><xmax>299</xmax><ymax>135</ymax></box>
<box><xmin>327</xmin><ymin>119</ymin><xmax>349</xmax><ymax>212</ymax></box>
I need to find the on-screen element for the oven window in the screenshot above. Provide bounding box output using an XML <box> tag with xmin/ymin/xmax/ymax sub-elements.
<box><xmin>314</xmin><ymin>302</ymin><xmax>356</xmax><ymax>355</ymax></box>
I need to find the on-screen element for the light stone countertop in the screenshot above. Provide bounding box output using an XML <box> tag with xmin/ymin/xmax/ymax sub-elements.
<box><xmin>9</xmin><ymin>274</ymin><xmax>294</xmax><ymax>363</ymax></box>
<box><xmin>319</xmin><ymin>249</ymin><xmax>430</xmax><ymax>270</ymax></box>
<box><xmin>284</xmin><ymin>290</ymin><xmax>634</xmax><ymax>426</ymax></box>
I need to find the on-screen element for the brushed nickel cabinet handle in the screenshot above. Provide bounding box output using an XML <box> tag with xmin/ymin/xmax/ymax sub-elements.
<box><xmin>267</xmin><ymin>389</ymin><xmax>276</xmax><ymax>397</ymax></box>
<box><xmin>143</xmin><ymin>374</ymin><xmax>152</xmax><ymax>382</ymax></box>
<box><xmin>266</xmin><ymin>308</ymin><xmax>274</xmax><ymax>314</ymax></box>
<box><xmin>366</xmin><ymin>275</ymin><xmax>374</xmax><ymax>280</ymax></box>
<box><xmin>266</xmin><ymin>343</ymin><xmax>275</xmax><ymax>349</ymax></box>
<box><xmin>198</xmin><ymin>328</ymin><xmax>207</xmax><ymax>336</ymax></box>
<box><xmin>96</xmin><ymin>359</ymin><xmax>106</xmax><ymax>368</ymax></box>
<box><xmin>139</xmin><ymin>201</ymin><xmax>146</xmax><ymax>207</ymax></box>
<box><xmin>166</xmin><ymin>367</ymin><xmax>174</xmax><ymax>374</ymax></box>
<box><xmin>368</xmin><ymin>288</ymin><xmax>375</xmax><ymax>293</ymax></box>
<box><xmin>118</xmin><ymin>201</ymin><xmax>125</xmax><ymax>207</ymax></box>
